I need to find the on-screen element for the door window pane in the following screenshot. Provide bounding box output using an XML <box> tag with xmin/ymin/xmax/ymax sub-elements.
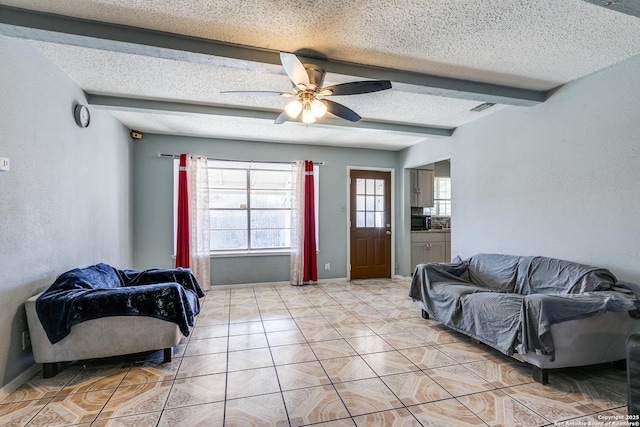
<box><xmin>366</xmin><ymin>212</ymin><xmax>374</xmax><ymax>227</ymax></box>
<box><xmin>355</xmin><ymin>176</ymin><xmax>386</xmax><ymax>228</ymax></box>
<box><xmin>375</xmin><ymin>212</ymin><xmax>384</xmax><ymax>228</ymax></box>
<box><xmin>375</xmin><ymin>196</ymin><xmax>384</xmax><ymax>211</ymax></box>
<box><xmin>365</xmin><ymin>195</ymin><xmax>374</xmax><ymax>211</ymax></box>
<box><xmin>375</xmin><ymin>179</ymin><xmax>384</xmax><ymax>195</ymax></box>
<box><xmin>365</xmin><ymin>179</ymin><xmax>374</xmax><ymax>194</ymax></box>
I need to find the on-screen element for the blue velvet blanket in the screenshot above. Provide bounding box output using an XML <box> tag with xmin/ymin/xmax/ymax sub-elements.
<box><xmin>36</xmin><ymin>263</ymin><xmax>205</xmax><ymax>344</ymax></box>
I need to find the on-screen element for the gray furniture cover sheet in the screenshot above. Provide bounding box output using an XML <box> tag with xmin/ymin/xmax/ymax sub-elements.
<box><xmin>409</xmin><ymin>254</ymin><xmax>640</xmax><ymax>359</ymax></box>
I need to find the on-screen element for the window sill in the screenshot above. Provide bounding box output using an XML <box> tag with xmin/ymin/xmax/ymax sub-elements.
<box><xmin>210</xmin><ymin>250</ymin><xmax>291</xmax><ymax>258</ymax></box>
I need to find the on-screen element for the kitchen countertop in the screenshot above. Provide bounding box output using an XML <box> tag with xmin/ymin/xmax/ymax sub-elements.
<box><xmin>411</xmin><ymin>229</ymin><xmax>450</xmax><ymax>233</ymax></box>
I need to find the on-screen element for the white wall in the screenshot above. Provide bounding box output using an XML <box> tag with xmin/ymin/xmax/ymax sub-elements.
<box><xmin>0</xmin><ymin>36</ymin><xmax>133</xmax><ymax>386</ymax></box>
<box><xmin>450</xmin><ymin>54</ymin><xmax>640</xmax><ymax>283</ymax></box>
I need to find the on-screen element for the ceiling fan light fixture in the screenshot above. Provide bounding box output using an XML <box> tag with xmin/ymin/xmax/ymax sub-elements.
<box><xmin>310</xmin><ymin>99</ymin><xmax>327</xmax><ymax>118</ymax></box>
<box><xmin>223</xmin><ymin>52</ymin><xmax>392</xmax><ymax>125</ymax></box>
<box><xmin>285</xmin><ymin>99</ymin><xmax>303</xmax><ymax>118</ymax></box>
<box><xmin>301</xmin><ymin>105</ymin><xmax>316</xmax><ymax>124</ymax></box>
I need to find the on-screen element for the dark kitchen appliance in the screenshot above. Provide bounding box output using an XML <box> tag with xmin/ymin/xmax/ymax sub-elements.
<box><xmin>411</xmin><ymin>207</ymin><xmax>431</xmax><ymax>231</ymax></box>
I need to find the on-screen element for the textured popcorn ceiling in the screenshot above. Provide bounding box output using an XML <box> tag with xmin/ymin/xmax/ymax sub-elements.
<box><xmin>2</xmin><ymin>0</ymin><xmax>640</xmax><ymax>149</ymax></box>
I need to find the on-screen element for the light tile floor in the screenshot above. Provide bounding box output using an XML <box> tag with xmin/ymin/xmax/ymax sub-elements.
<box><xmin>0</xmin><ymin>278</ymin><xmax>630</xmax><ymax>426</ymax></box>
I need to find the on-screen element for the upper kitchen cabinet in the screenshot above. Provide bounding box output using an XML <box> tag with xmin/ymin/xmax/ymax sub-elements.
<box><xmin>410</xmin><ymin>169</ymin><xmax>434</xmax><ymax>207</ymax></box>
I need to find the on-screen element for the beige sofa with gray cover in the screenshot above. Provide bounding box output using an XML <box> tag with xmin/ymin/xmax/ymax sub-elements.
<box><xmin>410</xmin><ymin>253</ymin><xmax>640</xmax><ymax>383</ymax></box>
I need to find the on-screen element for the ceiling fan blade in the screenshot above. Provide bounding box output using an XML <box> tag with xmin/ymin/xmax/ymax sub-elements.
<box><xmin>322</xmin><ymin>99</ymin><xmax>361</xmax><ymax>122</ymax></box>
<box><xmin>321</xmin><ymin>80</ymin><xmax>392</xmax><ymax>96</ymax></box>
<box><xmin>280</xmin><ymin>52</ymin><xmax>310</xmax><ymax>86</ymax></box>
<box><xmin>220</xmin><ymin>90</ymin><xmax>294</xmax><ymax>97</ymax></box>
<box><xmin>274</xmin><ymin>111</ymin><xmax>289</xmax><ymax>124</ymax></box>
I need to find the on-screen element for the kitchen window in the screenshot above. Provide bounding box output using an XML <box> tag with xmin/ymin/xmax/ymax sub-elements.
<box><xmin>426</xmin><ymin>177</ymin><xmax>451</xmax><ymax>216</ymax></box>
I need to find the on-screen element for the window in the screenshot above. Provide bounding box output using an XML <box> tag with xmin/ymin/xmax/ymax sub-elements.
<box><xmin>174</xmin><ymin>160</ymin><xmax>319</xmax><ymax>255</ymax></box>
<box><xmin>355</xmin><ymin>178</ymin><xmax>385</xmax><ymax>228</ymax></box>
<box><xmin>426</xmin><ymin>177</ymin><xmax>451</xmax><ymax>216</ymax></box>
<box><xmin>209</xmin><ymin>162</ymin><xmax>293</xmax><ymax>251</ymax></box>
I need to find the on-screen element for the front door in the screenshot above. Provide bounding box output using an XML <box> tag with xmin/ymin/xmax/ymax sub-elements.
<box><xmin>349</xmin><ymin>170</ymin><xmax>392</xmax><ymax>279</ymax></box>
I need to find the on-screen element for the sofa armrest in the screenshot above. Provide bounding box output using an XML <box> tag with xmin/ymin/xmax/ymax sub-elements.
<box><xmin>413</xmin><ymin>261</ymin><xmax>469</xmax><ymax>280</ymax></box>
<box><xmin>617</xmin><ymin>281</ymin><xmax>640</xmax><ymax>295</ymax></box>
<box><xmin>123</xmin><ymin>268</ymin><xmax>205</xmax><ymax>297</ymax></box>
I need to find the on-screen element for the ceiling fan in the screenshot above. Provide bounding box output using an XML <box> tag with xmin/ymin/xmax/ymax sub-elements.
<box><xmin>221</xmin><ymin>52</ymin><xmax>392</xmax><ymax>124</ymax></box>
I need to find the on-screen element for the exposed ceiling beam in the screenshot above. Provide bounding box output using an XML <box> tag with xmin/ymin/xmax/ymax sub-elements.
<box><xmin>0</xmin><ymin>5</ymin><xmax>547</xmax><ymax>107</ymax></box>
<box><xmin>88</xmin><ymin>95</ymin><xmax>454</xmax><ymax>137</ymax></box>
<box><xmin>582</xmin><ymin>0</ymin><xmax>640</xmax><ymax>18</ymax></box>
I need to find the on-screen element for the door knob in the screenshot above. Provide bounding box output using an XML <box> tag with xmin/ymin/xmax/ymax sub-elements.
<box><xmin>386</xmin><ymin>231</ymin><xmax>392</xmax><ymax>235</ymax></box>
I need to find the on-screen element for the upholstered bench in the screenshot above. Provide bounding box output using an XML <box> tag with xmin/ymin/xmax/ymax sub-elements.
<box><xmin>25</xmin><ymin>263</ymin><xmax>203</xmax><ymax>377</ymax></box>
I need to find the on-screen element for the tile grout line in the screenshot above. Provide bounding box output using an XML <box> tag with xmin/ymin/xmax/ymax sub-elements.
<box><xmin>256</xmin><ymin>286</ymin><xmax>294</xmax><ymax>427</ymax></box>
<box><xmin>220</xmin><ymin>287</ymin><xmax>232</xmax><ymax>427</ymax></box>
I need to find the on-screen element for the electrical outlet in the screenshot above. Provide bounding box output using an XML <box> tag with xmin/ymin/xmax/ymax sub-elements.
<box><xmin>324</xmin><ymin>263</ymin><xmax>331</xmax><ymax>271</ymax></box>
<box><xmin>22</xmin><ymin>330</ymin><xmax>31</xmax><ymax>350</ymax></box>
<box><xmin>0</xmin><ymin>157</ymin><xmax>9</xmax><ymax>171</ymax></box>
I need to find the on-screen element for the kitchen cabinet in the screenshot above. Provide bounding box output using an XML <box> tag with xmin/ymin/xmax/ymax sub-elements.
<box><xmin>410</xmin><ymin>169</ymin><xmax>434</xmax><ymax>207</ymax></box>
<box><xmin>410</xmin><ymin>231</ymin><xmax>450</xmax><ymax>273</ymax></box>
<box><xmin>444</xmin><ymin>232</ymin><xmax>451</xmax><ymax>262</ymax></box>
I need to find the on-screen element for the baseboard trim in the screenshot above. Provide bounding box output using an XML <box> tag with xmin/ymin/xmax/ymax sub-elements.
<box><xmin>0</xmin><ymin>363</ymin><xmax>39</xmax><ymax>402</ymax></box>
<box><xmin>318</xmin><ymin>278</ymin><xmax>349</xmax><ymax>283</ymax></box>
<box><xmin>208</xmin><ymin>276</ymin><xmax>413</xmax><ymax>291</ymax></box>
<box><xmin>209</xmin><ymin>277</ymin><xmax>350</xmax><ymax>290</ymax></box>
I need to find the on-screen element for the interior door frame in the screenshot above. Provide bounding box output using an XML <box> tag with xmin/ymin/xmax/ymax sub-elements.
<box><xmin>346</xmin><ymin>166</ymin><xmax>395</xmax><ymax>280</ymax></box>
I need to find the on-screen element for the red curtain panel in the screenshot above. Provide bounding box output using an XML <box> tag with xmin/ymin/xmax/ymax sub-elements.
<box><xmin>176</xmin><ymin>154</ymin><xmax>190</xmax><ymax>268</ymax></box>
<box><xmin>303</xmin><ymin>160</ymin><xmax>318</xmax><ymax>282</ymax></box>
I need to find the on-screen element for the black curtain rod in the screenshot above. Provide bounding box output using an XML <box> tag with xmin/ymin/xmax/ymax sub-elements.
<box><xmin>157</xmin><ymin>153</ymin><xmax>325</xmax><ymax>166</ymax></box>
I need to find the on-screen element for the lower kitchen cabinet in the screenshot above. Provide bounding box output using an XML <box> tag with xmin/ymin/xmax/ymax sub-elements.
<box><xmin>445</xmin><ymin>232</ymin><xmax>451</xmax><ymax>262</ymax></box>
<box><xmin>411</xmin><ymin>231</ymin><xmax>450</xmax><ymax>273</ymax></box>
